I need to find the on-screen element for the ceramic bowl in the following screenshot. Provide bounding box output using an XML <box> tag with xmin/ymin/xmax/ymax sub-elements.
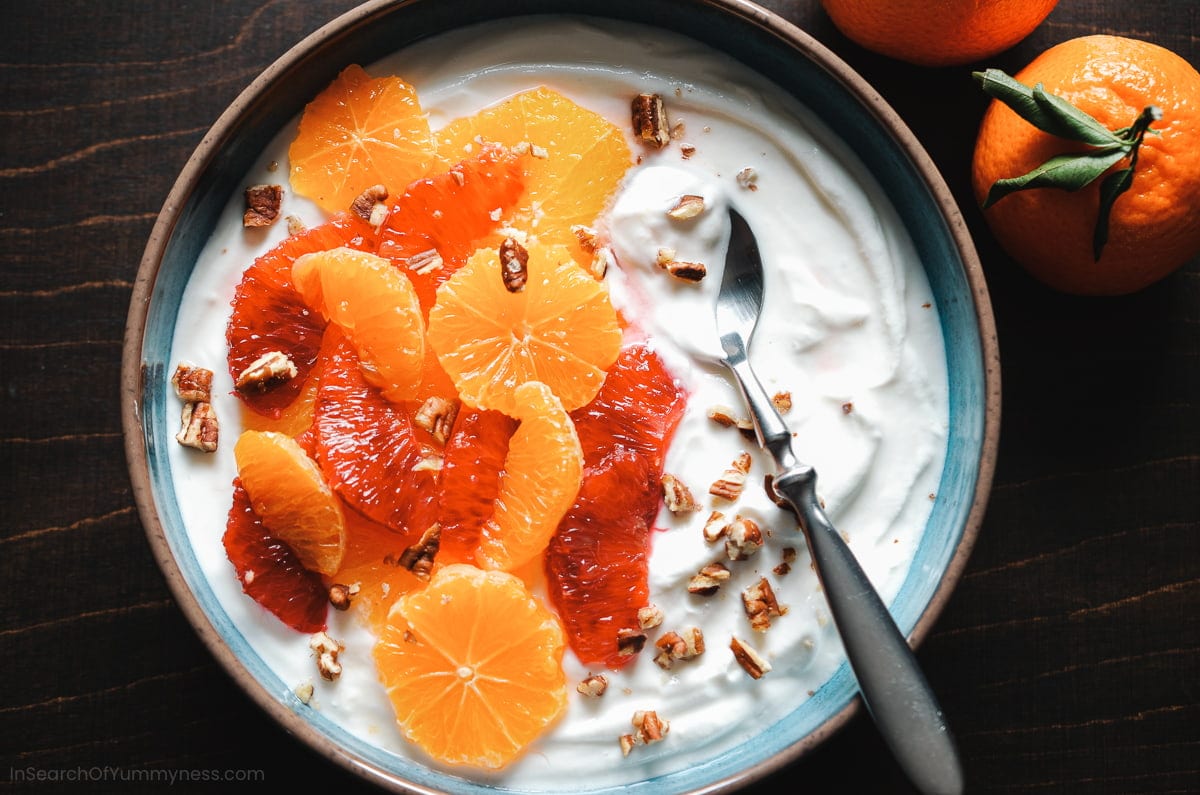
<box><xmin>122</xmin><ymin>0</ymin><xmax>1000</xmax><ymax>792</ymax></box>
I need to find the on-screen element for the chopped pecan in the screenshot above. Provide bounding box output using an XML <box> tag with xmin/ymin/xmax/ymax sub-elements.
<box><xmin>632</xmin><ymin>710</ymin><xmax>669</xmax><ymax>745</ymax></box>
<box><xmin>402</xmin><ymin>248</ymin><xmax>444</xmax><ymax>276</ymax></box>
<box><xmin>176</xmin><ymin>401</ymin><xmax>218</xmax><ymax>452</ymax></box>
<box><xmin>293</xmin><ymin>681</ymin><xmax>314</xmax><ymax>705</ymax></box>
<box><xmin>664</xmin><ymin>259</ymin><xmax>707</xmax><ymax>283</ymax></box>
<box><xmin>679</xmin><ymin>143</ymin><xmax>696</xmax><ymax>159</ymax></box>
<box><xmin>736</xmin><ymin>167</ymin><xmax>759</xmax><ymax>191</ymax></box>
<box><xmin>350</xmin><ymin>184</ymin><xmax>389</xmax><ymax>228</ymax></box>
<box><xmin>589</xmin><ymin>246</ymin><xmax>614</xmax><ymax>280</ymax></box>
<box><xmin>773</xmin><ymin>547</ymin><xmax>798</xmax><ymax>577</ymax></box>
<box><xmin>499</xmin><ymin>236</ymin><xmax>529</xmax><ymax>292</ymax></box>
<box><xmin>666</xmin><ymin>194</ymin><xmax>705</xmax><ymax>220</ymax></box>
<box><xmin>653</xmin><ymin>627</ymin><xmax>705</xmax><ymax>669</ymax></box>
<box><xmin>577</xmin><ymin>673</ymin><xmax>609</xmax><ymax>698</ymax></box>
<box><xmin>742</xmin><ymin>577</ymin><xmax>786</xmax><ymax>631</ymax></box>
<box><xmin>235</xmin><ymin>350</ymin><xmax>297</xmax><ymax>393</ymax></box>
<box><xmin>661</xmin><ymin>473</ymin><xmax>701</xmax><ymax>514</ymax></box>
<box><xmin>702</xmin><ymin>510</ymin><xmax>729</xmax><ymax>543</ymax></box>
<box><xmin>243</xmin><ymin>184</ymin><xmax>282</xmax><ymax>228</ymax></box>
<box><xmin>286</xmin><ymin>215</ymin><xmax>307</xmax><ymax>235</ymax></box>
<box><xmin>709</xmin><ymin>453</ymin><xmax>751</xmax><ymax>501</ymax></box>
<box><xmin>412</xmin><ymin>453</ymin><xmax>443</xmax><ymax>473</ymax></box>
<box><xmin>619</xmin><ymin>734</ymin><xmax>637</xmax><ymax>757</ymax></box>
<box><xmin>631</xmin><ymin>93</ymin><xmax>671</xmax><ymax>148</ymax></box>
<box><xmin>687</xmin><ymin>561</ymin><xmax>730</xmax><ymax>596</ymax></box>
<box><xmin>171</xmin><ymin>363</ymin><xmax>213</xmax><ymax>403</ymax></box>
<box><xmin>655</xmin><ymin>247</ymin><xmax>676</xmax><ymax>268</ymax></box>
<box><xmin>638</xmin><ymin>604</ymin><xmax>664</xmax><ymax>630</ymax></box>
<box><xmin>617</xmin><ymin>627</ymin><xmax>647</xmax><ymax>657</ymax></box>
<box><xmin>397</xmin><ymin>524</ymin><xmax>441</xmax><ymax>581</ymax></box>
<box><xmin>571</xmin><ymin>224</ymin><xmax>599</xmax><ymax>253</ymax></box>
<box><xmin>327</xmin><ymin>582</ymin><xmax>359</xmax><ymax>612</ymax></box>
<box><xmin>309</xmin><ymin>631</ymin><xmax>344</xmax><ymax>681</ymax></box>
<box><xmin>772</xmin><ymin>391</ymin><xmax>793</xmax><ymax>413</ymax></box>
<box><xmin>842</xmin><ymin>401</ymin><xmax>854</xmax><ymax>414</ymax></box>
<box><xmin>413</xmin><ymin>396</ymin><xmax>458</xmax><ymax>445</ymax></box>
<box><xmin>730</xmin><ymin>636</ymin><xmax>772</xmax><ymax>679</ymax></box>
<box><xmin>725</xmin><ymin>515</ymin><xmax>764</xmax><ymax>561</ymax></box>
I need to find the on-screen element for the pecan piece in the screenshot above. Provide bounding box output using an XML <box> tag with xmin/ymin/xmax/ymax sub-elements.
<box><xmin>350</xmin><ymin>183</ymin><xmax>389</xmax><ymax>228</ymax></box>
<box><xmin>637</xmin><ymin>604</ymin><xmax>664</xmax><ymax>630</ymax></box>
<box><xmin>702</xmin><ymin>510</ymin><xmax>729</xmax><ymax>543</ymax></box>
<box><xmin>664</xmin><ymin>259</ymin><xmax>707</xmax><ymax>283</ymax></box>
<box><xmin>666</xmin><ymin>194</ymin><xmax>705</xmax><ymax>220</ymax></box>
<box><xmin>176</xmin><ymin>401</ymin><xmax>219</xmax><ymax>452</ymax></box>
<box><xmin>235</xmin><ymin>350</ymin><xmax>297</xmax><ymax>393</ymax></box>
<box><xmin>402</xmin><ymin>248</ymin><xmax>444</xmax><ymax>275</ymax></box>
<box><xmin>774</xmin><ymin>546</ymin><xmax>798</xmax><ymax>576</ymax></box>
<box><xmin>309</xmin><ymin>631</ymin><xmax>344</xmax><ymax>681</ymax></box>
<box><xmin>730</xmin><ymin>636</ymin><xmax>772</xmax><ymax>679</ymax></box>
<box><xmin>617</xmin><ymin>627</ymin><xmax>647</xmax><ymax>657</ymax></box>
<box><xmin>243</xmin><ymin>184</ymin><xmax>282</xmax><ymax>228</ymax></box>
<box><xmin>742</xmin><ymin>577</ymin><xmax>787</xmax><ymax>631</ymax></box>
<box><xmin>709</xmin><ymin>453</ymin><xmax>752</xmax><ymax>501</ymax></box>
<box><xmin>653</xmin><ymin>627</ymin><xmax>705</xmax><ymax>669</ymax></box>
<box><xmin>632</xmin><ymin>93</ymin><xmax>671</xmax><ymax>148</ymax></box>
<box><xmin>327</xmin><ymin>582</ymin><xmax>359</xmax><ymax>612</ymax></box>
<box><xmin>772</xmin><ymin>391</ymin><xmax>793</xmax><ymax>413</ymax></box>
<box><xmin>661</xmin><ymin>473</ymin><xmax>701</xmax><ymax>514</ymax></box>
<box><xmin>725</xmin><ymin>515</ymin><xmax>764</xmax><ymax>561</ymax></box>
<box><xmin>577</xmin><ymin>673</ymin><xmax>609</xmax><ymax>698</ymax></box>
<box><xmin>687</xmin><ymin>561</ymin><xmax>730</xmax><ymax>596</ymax></box>
<box><xmin>499</xmin><ymin>236</ymin><xmax>529</xmax><ymax>292</ymax></box>
<box><xmin>397</xmin><ymin>524</ymin><xmax>441</xmax><ymax>581</ymax></box>
<box><xmin>171</xmin><ymin>362</ymin><xmax>213</xmax><ymax>403</ymax></box>
<box><xmin>413</xmin><ymin>396</ymin><xmax>458</xmax><ymax>445</ymax></box>
<box><xmin>736</xmin><ymin>167</ymin><xmax>759</xmax><ymax>191</ymax></box>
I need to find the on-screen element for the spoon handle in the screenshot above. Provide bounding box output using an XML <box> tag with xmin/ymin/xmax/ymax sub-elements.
<box><xmin>771</xmin><ymin>466</ymin><xmax>965</xmax><ymax>795</ymax></box>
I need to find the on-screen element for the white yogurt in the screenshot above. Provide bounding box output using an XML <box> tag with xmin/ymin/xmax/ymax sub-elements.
<box><xmin>167</xmin><ymin>15</ymin><xmax>948</xmax><ymax>792</ymax></box>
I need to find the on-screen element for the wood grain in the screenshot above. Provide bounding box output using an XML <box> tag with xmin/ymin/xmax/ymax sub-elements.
<box><xmin>2</xmin><ymin>1</ymin><xmax>1196</xmax><ymax>792</ymax></box>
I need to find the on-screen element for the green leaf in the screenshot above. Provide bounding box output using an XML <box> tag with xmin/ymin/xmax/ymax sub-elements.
<box><xmin>983</xmin><ymin>148</ymin><xmax>1128</xmax><ymax>208</ymax></box>
<box><xmin>1031</xmin><ymin>84</ymin><xmax>1124</xmax><ymax>147</ymax></box>
<box><xmin>1093</xmin><ymin>167</ymin><xmax>1135</xmax><ymax>260</ymax></box>
<box><xmin>974</xmin><ymin>69</ymin><xmax>1123</xmax><ymax>147</ymax></box>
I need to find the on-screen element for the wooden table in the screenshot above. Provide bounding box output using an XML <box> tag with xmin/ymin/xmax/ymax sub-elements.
<box><xmin>3</xmin><ymin>1</ymin><xmax>1196</xmax><ymax>792</ymax></box>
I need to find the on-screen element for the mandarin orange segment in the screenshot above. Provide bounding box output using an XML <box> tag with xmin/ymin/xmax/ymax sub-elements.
<box><xmin>292</xmin><ymin>247</ymin><xmax>426</xmax><ymax>403</ymax></box>
<box><xmin>233</xmin><ymin>430</ymin><xmax>346</xmax><ymax>575</ymax></box>
<box><xmin>289</xmin><ymin>64</ymin><xmax>438</xmax><ymax>214</ymax></box>
<box><xmin>426</xmin><ymin>243</ymin><xmax>621</xmax><ymax>416</ymax></box>
<box><xmin>334</xmin><ymin>508</ymin><xmax>425</xmax><ymax>630</ymax></box>
<box><xmin>476</xmin><ymin>381</ymin><xmax>582</xmax><ymax>573</ymax></box>
<box><xmin>436</xmin><ymin>87</ymin><xmax>632</xmax><ymax>260</ymax></box>
<box><xmin>374</xmin><ymin>564</ymin><xmax>568</xmax><ymax>769</ymax></box>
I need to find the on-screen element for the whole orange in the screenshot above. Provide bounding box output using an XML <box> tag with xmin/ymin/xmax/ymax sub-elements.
<box><xmin>820</xmin><ymin>0</ymin><xmax>1058</xmax><ymax>67</ymax></box>
<box><xmin>972</xmin><ymin>36</ymin><xmax>1200</xmax><ymax>295</ymax></box>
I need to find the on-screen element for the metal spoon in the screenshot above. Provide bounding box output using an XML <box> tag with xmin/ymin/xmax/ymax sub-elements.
<box><xmin>716</xmin><ymin>207</ymin><xmax>964</xmax><ymax>795</ymax></box>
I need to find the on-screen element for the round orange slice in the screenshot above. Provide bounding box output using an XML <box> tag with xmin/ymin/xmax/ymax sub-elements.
<box><xmin>232</xmin><ymin>430</ymin><xmax>345</xmax><ymax>575</ymax></box>
<box><xmin>477</xmin><ymin>381</ymin><xmax>583</xmax><ymax>572</ymax></box>
<box><xmin>288</xmin><ymin>64</ymin><xmax>438</xmax><ymax>214</ymax></box>
<box><xmin>292</xmin><ymin>247</ymin><xmax>425</xmax><ymax>403</ymax></box>
<box><xmin>374</xmin><ymin>563</ymin><xmax>568</xmax><ymax>770</ymax></box>
<box><xmin>435</xmin><ymin>86</ymin><xmax>632</xmax><ymax>261</ymax></box>
<box><xmin>426</xmin><ymin>242</ymin><xmax>621</xmax><ymax>416</ymax></box>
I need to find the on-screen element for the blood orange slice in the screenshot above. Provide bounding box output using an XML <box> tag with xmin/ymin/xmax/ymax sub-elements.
<box><xmin>436</xmin><ymin>408</ymin><xmax>518</xmax><ymax>565</ymax></box>
<box><xmin>223</xmin><ymin>480</ymin><xmax>328</xmax><ymax>633</ymax></box>
<box><xmin>226</xmin><ymin>213</ymin><xmax>375</xmax><ymax>419</ymax></box>
<box><xmin>312</xmin><ymin>336</ymin><xmax>440</xmax><ymax>535</ymax></box>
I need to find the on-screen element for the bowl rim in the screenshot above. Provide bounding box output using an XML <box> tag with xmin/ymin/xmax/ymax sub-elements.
<box><xmin>121</xmin><ymin>0</ymin><xmax>1000</xmax><ymax>791</ymax></box>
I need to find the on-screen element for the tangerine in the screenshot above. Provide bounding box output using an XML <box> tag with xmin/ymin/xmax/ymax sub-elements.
<box><xmin>232</xmin><ymin>430</ymin><xmax>346</xmax><ymax>576</ymax></box>
<box><xmin>435</xmin><ymin>87</ymin><xmax>632</xmax><ymax>262</ymax></box>
<box><xmin>972</xmin><ymin>35</ymin><xmax>1200</xmax><ymax>294</ymax></box>
<box><xmin>820</xmin><ymin>0</ymin><xmax>1058</xmax><ymax>67</ymax></box>
<box><xmin>476</xmin><ymin>381</ymin><xmax>583</xmax><ymax>573</ymax></box>
<box><xmin>289</xmin><ymin>64</ymin><xmax>438</xmax><ymax>214</ymax></box>
<box><xmin>374</xmin><ymin>563</ymin><xmax>568</xmax><ymax>769</ymax></box>
<box><xmin>426</xmin><ymin>242</ymin><xmax>622</xmax><ymax>417</ymax></box>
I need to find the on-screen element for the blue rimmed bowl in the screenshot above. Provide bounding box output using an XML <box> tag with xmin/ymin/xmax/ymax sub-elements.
<box><xmin>122</xmin><ymin>0</ymin><xmax>1000</xmax><ymax>792</ymax></box>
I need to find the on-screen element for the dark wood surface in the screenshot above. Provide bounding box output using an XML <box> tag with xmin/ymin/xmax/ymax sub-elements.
<box><xmin>2</xmin><ymin>1</ymin><xmax>1196</xmax><ymax>792</ymax></box>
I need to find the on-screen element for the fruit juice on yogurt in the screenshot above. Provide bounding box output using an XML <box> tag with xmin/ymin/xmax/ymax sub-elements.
<box><xmin>165</xmin><ymin>14</ymin><xmax>948</xmax><ymax>791</ymax></box>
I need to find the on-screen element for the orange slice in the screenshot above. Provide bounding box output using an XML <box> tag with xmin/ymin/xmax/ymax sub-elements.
<box><xmin>289</xmin><ymin>64</ymin><xmax>438</xmax><ymax>214</ymax></box>
<box><xmin>293</xmin><ymin>247</ymin><xmax>425</xmax><ymax>403</ymax></box>
<box><xmin>477</xmin><ymin>381</ymin><xmax>583</xmax><ymax>572</ymax></box>
<box><xmin>374</xmin><ymin>563</ymin><xmax>568</xmax><ymax>769</ymax></box>
<box><xmin>435</xmin><ymin>87</ymin><xmax>632</xmax><ymax>261</ymax></box>
<box><xmin>426</xmin><ymin>242</ymin><xmax>622</xmax><ymax>416</ymax></box>
<box><xmin>233</xmin><ymin>430</ymin><xmax>346</xmax><ymax>575</ymax></box>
